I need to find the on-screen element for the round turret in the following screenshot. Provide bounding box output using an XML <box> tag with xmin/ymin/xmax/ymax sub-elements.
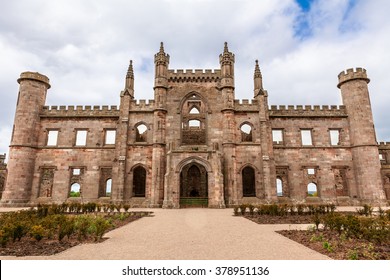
<box><xmin>17</xmin><ymin>71</ymin><xmax>51</xmax><ymax>89</ymax></box>
<box><xmin>337</xmin><ymin>67</ymin><xmax>369</xmax><ymax>88</ymax></box>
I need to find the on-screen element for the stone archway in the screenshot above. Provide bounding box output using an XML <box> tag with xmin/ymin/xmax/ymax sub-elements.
<box><xmin>180</xmin><ymin>162</ymin><xmax>208</xmax><ymax>207</ymax></box>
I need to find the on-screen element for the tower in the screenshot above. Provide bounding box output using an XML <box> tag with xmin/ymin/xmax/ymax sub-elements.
<box><xmin>220</xmin><ymin>42</ymin><xmax>236</xmax><ymax>205</ymax></box>
<box><xmin>338</xmin><ymin>68</ymin><xmax>386</xmax><ymax>203</ymax></box>
<box><xmin>153</xmin><ymin>42</ymin><xmax>169</xmax><ymax>207</ymax></box>
<box><xmin>1</xmin><ymin>72</ymin><xmax>50</xmax><ymax>205</ymax></box>
<box><xmin>253</xmin><ymin>61</ymin><xmax>276</xmax><ymax>201</ymax></box>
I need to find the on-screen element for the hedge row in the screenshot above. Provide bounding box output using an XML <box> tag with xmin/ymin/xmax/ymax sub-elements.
<box><xmin>234</xmin><ymin>203</ymin><xmax>336</xmax><ymax>216</ymax></box>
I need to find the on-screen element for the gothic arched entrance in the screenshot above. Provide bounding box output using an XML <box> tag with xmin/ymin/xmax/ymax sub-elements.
<box><xmin>180</xmin><ymin>162</ymin><xmax>208</xmax><ymax>207</ymax></box>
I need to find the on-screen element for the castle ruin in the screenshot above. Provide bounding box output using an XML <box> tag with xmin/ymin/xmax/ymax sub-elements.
<box><xmin>1</xmin><ymin>43</ymin><xmax>389</xmax><ymax>207</ymax></box>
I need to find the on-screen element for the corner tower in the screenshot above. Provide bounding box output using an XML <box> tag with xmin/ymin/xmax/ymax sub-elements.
<box><xmin>338</xmin><ymin>68</ymin><xmax>386</xmax><ymax>203</ymax></box>
<box><xmin>1</xmin><ymin>72</ymin><xmax>50</xmax><ymax>205</ymax></box>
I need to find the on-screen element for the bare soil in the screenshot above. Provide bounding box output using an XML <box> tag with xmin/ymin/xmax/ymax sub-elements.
<box><xmin>0</xmin><ymin>213</ymin><xmax>149</xmax><ymax>257</ymax></box>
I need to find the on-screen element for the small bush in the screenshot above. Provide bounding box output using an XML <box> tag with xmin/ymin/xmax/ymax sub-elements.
<box><xmin>30</xmin><ymin>225</ymin><xmax>46</xmax><ymax>242</ymax></box>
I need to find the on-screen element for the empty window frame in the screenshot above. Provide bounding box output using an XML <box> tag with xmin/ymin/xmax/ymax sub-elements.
<box><xmin>73</xmin><ymin>168</ymin><xmax>81</xmax><ymax>175</ymax></box>
<box><xmin>276</xmin><ymin>178</ymin><xmax>283</xmax><ymax>197</ymax></box>
<box><xmin>47</xmin><ymin>130</ymin><xmax>59</xmax><ymax>146</ymax></box>
<box><xmin>105</xmin><ymin>178</ymin><xmax>112</xmax><ymax>197</ymax></box>
<box><xmin>188</xmin><ymin>119</ymin><xmax>201</xmax><ymax>128</ymax></box>
<box><xmin>135</xmin><ymin>124</ymin><xmax>148</xmax><ymax>142</ymax></box>
<box><xmin>379</xmin><ymin>153</ymin><xmax>385</xmax><ymax>161</ymax></box>
<box><xmin>329</xmin><ymin>129</ymin><xmax>340</xmax><ymax>146</ymax></box>
<box><xmin>301</xmin><ymin>129</ymin><xmax>313</xmax><ymax>146</ymax></box>
<box><xmin>70</xmin><ymin>183</ymin><xmax>81</xmax><ymax>197</ymax></box>
<box><xmin>189</xmin><ymin>107</ymin><xmax>200</xmax><ymax>114</ymax></box>
<box><xmin>75</xmin><ymin>130</ymin><xmax>88</xmax><ymax>146</ymax></box>
<box><xmin>307</xmin><ymin>182</ymin><xmax>318</xmax><ymax>197</ymax></box>
<box><xmin>272</xmin><ymin>129</ymin><xmax>283</xmax><ymax>144</ymax></box>
<box><xmin>307</xmin><ymin>168</ymin><xmax>315</xmax><ymax>175</ymax></box>
<box><xmin>104</xmin><ymin>129</ymin><xmax>116</xmax><ymax>145</ymax></box>
<box><xmin>240</xmin><ymin>124</ymin><xmax>253</xmax><ymax>142</ymax></box>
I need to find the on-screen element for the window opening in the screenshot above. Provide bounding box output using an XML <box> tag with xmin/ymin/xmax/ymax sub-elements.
<box><xmin>75</xmin><ymin>130</ymin><xmax>87</xmax><ymax>146</ymax></box>
<box><xmin>307</xmin><ymin>182</ymin><xmax>318</xmax><ymax>197</ymax></box>
<box><xmin>70</xmin><ymin>183</ymin><xmax>81</xmax><ymax>197</ymax></box>
<box><xmin>105</xmin><ymin>179</ymin><xmax>112</xmax><ymax>196</ymax></box>
<box><xmin>272</xmin><ymin>129</ymin><xmax>283</xmax><ymax>144</ymax></box>
<box><xmin>329</xmin><ymin>129</ymin><xmax>340</xmax><ymax>146</ymax></box>
<box><xmin>301</xmin><ymin>129</ymin><xmax>313</xmax><ymax>145</ymax></box>
<box><xmin>189</xmin><ymin>107</ymin><xmax>200</xmax><ymax>114</ymax></box>
<box><xmin>47</xmin><ymin>130</ymin><xmax>59</xmax><ymax>146</ymax></box>
<box><xmin>276</xmin><ymin>178</ymin><xmax>283</xmax><ymax>197</ymax></box>
<box><xmin>189</xmin><ymin>120</ymin><xmax>201</xmax><ymax>128</ymax></box>
<box><xmin>105</xmin><ymin>130</ymin><xmax>116</xmax><ymax>145</ymax></box>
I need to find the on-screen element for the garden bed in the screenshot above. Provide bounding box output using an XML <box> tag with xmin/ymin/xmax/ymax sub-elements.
<box><xmin>237</xmin><ymin>203</ymin><xmax>390</xmax><ymax>260</ymax></box>
<box><xmin>0</xmin><ymin>203</ymin><xmax>152</xmax><ymax>257</ymax></box>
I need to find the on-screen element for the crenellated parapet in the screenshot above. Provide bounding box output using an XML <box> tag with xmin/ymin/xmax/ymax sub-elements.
<box><xmin>379</xmin><ymin>142</ymin><xmax>390</xmax><ymax>149</ymax></box>
<box><xmin>234</xmin><ymin>99</ymin><xmax>259</xmax><ymax>112</ymax></box>
<box><xmin>269</xmin><ymin>105</ymin><xmax>347</xmax><ymax>118</ymax></box>
<box><xmin>337</xmin><ymin>68</ymin><xmax>370</xmax><ymax>88</ymax></box>
<box><xmin>168</xmin><ymin>69</ymin><xmax>221</xmax><ymax>83</ymax></box>
<box><xmin>40</xmin><ymin>105</ymin><xmax>120</xmax><ymax>118</ymax></box>
<box><xmin>130</xmin><ymin>100</ymin><xmax>155</xmax><ymax>112</ymax></box>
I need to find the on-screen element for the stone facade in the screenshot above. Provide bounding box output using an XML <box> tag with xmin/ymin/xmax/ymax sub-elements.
<box><xmin>0</xmin><ymin>43</ymin><xmax>388</xmax><ymax>207</ymax></box>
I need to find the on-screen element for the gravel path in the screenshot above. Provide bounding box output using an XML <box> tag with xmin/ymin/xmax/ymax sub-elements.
<box><xmin>1</xmin><ymin>208</ymin><xmax>330</xmax><ymax>260</ymax></box>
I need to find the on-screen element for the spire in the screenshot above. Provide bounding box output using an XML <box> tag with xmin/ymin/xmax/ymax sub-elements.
<box><xmin>219</xmin><ymin>42</ymin><xmax>235</xmax><ymax>78</ymax></box>
<box><xmin>154</xmin><ymin>42</ymin><xmax>170</xmax><ymax>66</ymax></box>
<box><xmin>254</xmin><ymin>60</ymin><xmax>262</xmax><ymax>78</ymax></box>
<box><xmin>126</xmin><ymin>60</ymin><xmax>134</xmax><ymax>79</ymax></box>
<box><xmin>125</xmin><ymin>59</ymin><xmax>134</xmax><ymax>94</ymax></box>
<box><xmin>254</xmin><ymin>59</ymin><xmax>263</xmax><ymax>95</ymax></box>
<box><xmin>224</xmin><ymin>42</ymin><xmax>229</xmax><ymax>53</ymax></box>
<box><xmin>159</xmin><ymin>42</ymin><xmax>165</xmax><ymax>54</ymax></box>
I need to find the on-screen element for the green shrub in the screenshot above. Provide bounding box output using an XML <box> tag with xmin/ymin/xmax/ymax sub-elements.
<box><xmin>89</xmin><ymin>216</ymin><xmax>111</xmax><ymax>241</ymax></box>
<box><xmin>239</xmin><ymin>204</ymin><xmax>247</xmax><ymax>215</ymax></box>
<box><xmin>30</xmin><ymin>225</ymin><xmax>46</xmax><ymax>242</ymax></box>
<box><xmin>0</xmin><ymin>229</ymin><xmax>10</xmax><ymax>247</ymax></box>
<box><xmin>74</xmin><ymin>216</ymin><xmax>92</xmax><ymax>241</ymax></box>
<box><xmin>233</xmin><ymin>206</ymin><xmax>239</xmax><ymax>216</ymax></box>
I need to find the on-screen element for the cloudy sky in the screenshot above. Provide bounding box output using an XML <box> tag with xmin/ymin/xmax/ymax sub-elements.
<box><xmin>1</xmin><ymin>0</ymin><xmax>389</xmax><ymax>158</ymax></box>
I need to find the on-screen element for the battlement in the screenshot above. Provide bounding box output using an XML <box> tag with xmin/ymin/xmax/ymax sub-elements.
<box><xmin>168</xmin><ymin>69</ymin><xmax>221</xmax><ymax>82</ymax></box>
<box><xmin>41</xmin><ymin>105</ymin><xmax>120</xmax><ymax>118</ymax></box>
<box><xmin>234</xmin><ymin>99</ymin><xmax>259</xmax><ymax>112</ymax></box>
<box><xmin>130</xmin><ymin>100</ymin><xmax>155</xmax><ymax>111</ymax></box>
<box><xmin>17</xmin><ymin>72</ymin><xmax>51</xmax><ymax>89</ymax></box>
<box><xmin>337</xmin><ymin>67</ymin><xmax>370</xmax><ymax>88</ymax></box>
<box><xmin>269</xmin><ymin>105</ymin><xmax>347</xmax><ymax>118</ymax></box>
<box><xmin>379</xmin><ymin>142</ymin><xmax>390</xmax><ymax>148</ymax></box>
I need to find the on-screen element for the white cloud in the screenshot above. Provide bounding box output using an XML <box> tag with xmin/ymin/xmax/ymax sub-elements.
<box><xmin>0</xmin><ymin>0</ymin><xmax>389</xmax><ymax>158</ymax></box>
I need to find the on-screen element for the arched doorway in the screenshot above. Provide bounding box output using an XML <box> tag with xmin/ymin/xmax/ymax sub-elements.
<box><xmin>133</xmin><ymin>166</ymin><xmax>146</xmax><ymax>197</ymax></box>
<box><xmin>242</xmin><ymin>166</ymin><xmax>256</xmax><ymax>197</ymax></box>
<box><xmin>180</xmin><ymin>163</ymin><xmax>208</xmax><ymax>207</ymax></box>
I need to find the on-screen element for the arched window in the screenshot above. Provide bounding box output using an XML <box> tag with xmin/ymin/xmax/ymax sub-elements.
<box><xmin>133</xmin><ymin>166</ymin><xmax>146</xmax><ymax>197</ymax></box>
<box><xmin>307</xmin><ymin>182</ymin><xmax>318</xmax><ymax>197</ymax></box>
<box><xmin>276</xmin><ymin>177</ymin><xmax>283</xmax><ymax>197</ymax></box>
<box><xmin>135</xmin><ymin>124</ymin><xmax>147</xmax><ymax>142</ymax></box>
<box><xmin>189</xmin><ymin>107</ymin><xmax>200</xmax><ymax>114</ymax></box>
<box><xmin>240</xmin><ymin>123</ymin><xmax>253</xmax><ymax>142</ymax></box>
<box><xmin>70</xmin><ymin>183</ymin><xmax>81</xmax><ymax>197</ymax></box>
<box><xmin>189</xmin><ymin>119</ymin><xmax>201</xmax><ymax>128</ymax></box>
<box><xmin>105</xmin><ymin>178</ymin><xmax>112</xmax><ymax>197</ymax></box>
<box><xmin>181</xmin><ymin>93</ymin><xmax>206</xmax><ymax>145</ymax></box>
<box><xmin>242</xmin><ymin>166</ymin><xmax>255</xmax><ymax>197</ymax></box>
